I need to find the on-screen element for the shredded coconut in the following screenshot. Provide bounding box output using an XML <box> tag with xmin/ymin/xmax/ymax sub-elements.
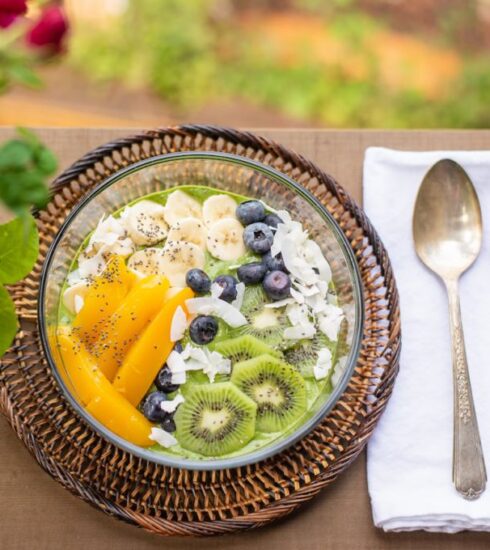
<box><xmin>313</xmin><ymin>347</ymin><xmax>333</xmax><ymax>381</ymax></box>
<box><xmin>149</xmin><ymin>427</ymin><xmax>178</xmax><ymax>448</ymax></box>
<box><xmin>160</xmin><ymin>394</ymin><xmax>185</xmax><ymax>413</ymax></box>
<box><xmin>185</xmin><ymin>297</ymin><xmax>247</xmax><ymax>328</ymax></box>
<box><xmin>170</xmin><ymin>306</ymin><xmax>187</xmax><ymax>342</ymax></box>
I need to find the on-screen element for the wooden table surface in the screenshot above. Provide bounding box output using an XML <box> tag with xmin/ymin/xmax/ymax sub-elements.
<box><xmin>1</xmin><ymin>128</ymin><xmax>490</xmax><ymax>550</ymax></box>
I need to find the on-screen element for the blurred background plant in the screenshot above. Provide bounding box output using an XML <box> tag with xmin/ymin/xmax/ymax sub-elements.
<box><xmin>0</xmin><ymin>0</ymin><xmax>489</xmax><ymax>127</ymax></box>
<box><xmin>0</xmin><ymin>127</ymin><xmax>56</xmax><ymax>357</ymax></box>
<box><xmin>0</xmin><ymin>0</ymin><xmax>68</xmax><ymax>93</ymax></box>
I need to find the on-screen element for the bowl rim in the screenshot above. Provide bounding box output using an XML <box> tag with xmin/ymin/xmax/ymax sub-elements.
<box><xmin>38</xmin><ymin>150</ymin><xmax>365</xmax><ymax>471</ymax></box>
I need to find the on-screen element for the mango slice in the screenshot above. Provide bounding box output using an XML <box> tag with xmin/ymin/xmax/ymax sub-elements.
<box><xmin>91</xmin><ymin>275</ymin><xmax>169</xmax><ymax>381</ymax></box>
<box><xmin>113</xmin><ymin>287</ymin><xmax>194</xmax><ymax>406</ymax></box>
<box><xmin>73</xmin><ymin>255</ymin><xmax>132</xmax><ymax>345</ymax></box>
<box><xmin>86</xmin><ymin>392</ymin><xmax>153</xmax><ymax>447</ymax></box>
<box><xmin>56</xmin><ymin>329</ymin><xmax>153</xmax><ymax>447</ymax></box>
<box><xmin>56</xmin><ymin>328</ymin><xmax>116</xmax><ymax>405</ymax></box>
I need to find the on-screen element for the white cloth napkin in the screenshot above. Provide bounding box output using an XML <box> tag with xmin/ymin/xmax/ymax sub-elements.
<box><xmin>364</xmin><ymin>147</ymin><xmax>490</xmax><ymax>533</ymax></box>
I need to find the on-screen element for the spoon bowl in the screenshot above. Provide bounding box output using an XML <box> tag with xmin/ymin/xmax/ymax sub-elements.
<box><xmin>413</xmin><ymin>159</ymin><xmax>482</xmax><ymax>280</ymax></box>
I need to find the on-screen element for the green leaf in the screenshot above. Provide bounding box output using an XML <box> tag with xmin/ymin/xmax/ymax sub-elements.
<box><xmin>0</xmin><ymin>140</ymin><xmax>33</xmax><ymax>170</ymax></box>
<box><xmin>0</xmin><ymin>284</ymin><xmax>17</xmax><ymax>358</ymax></box>
<box><xmin>0</xmin><ymin>215</ymin><xmax>39</xmax><ymax>284</ymax></box>
<box><xmin>8</xmin><ymin>63</ymin><xmax>42</xmax><ymax>89</ymax></box>
<box><xmin>35</xmin><ymin>147</ymin><xmax>58</xmax><ymax>176</ymax></box>
<box><xmin>16</xmin><ymin>128</ymin><xmax>42</xmax><ymax>150</ymax></box>
<box><xmin>0</xmin><ymin>169</ymin><xmax>50</xmax><ymax>210</ymax></box>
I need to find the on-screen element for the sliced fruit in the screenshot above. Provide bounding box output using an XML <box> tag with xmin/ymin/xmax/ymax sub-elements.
<box><xmin>231</xmin><ymin>354</ymin><xmax>306</xmax><ymax>432</ymax></box>
<box><xmin>283</xmin><ymin>332</ymin><xmax>334</xmax><ymax>379</ymax></box>
<box><xmin>174</xmin><ymin>382</ymin><xmax>257</xmax><ymax>456</ymax></box>
<box><xmin>113</xmin><ymin>287</ymin><xmax>194</xmax><ymax>405</ymax></box>
<box><xmin>228</xmin><ymin>285</ymin><xmax>287</xmax><ymax>348</ymax></box>
<box><xmin>56</xmin><ymin>328</ymin><xmax>116</xmax><ymax>405</ymax></box>
<box><xmin>121</xmin><ymin>200</ymin><xmax>168</xmax><ymax>245</ymax></box>
<box><xmin>86</xmin><ymin>392</ymin><xmax>153</xmax><ymax>447</ymax></box>
<box><xmin>91</xmin><ymin>275</ymin><xmax>169</xmax><ymax>381</ymax></box>
<box><xmin>72</xmin><ymin>255</ymin><xmax>132</xmax><ymax>345</ymax></box>
<box><xmin>167</xmin><ymin>217</ymin><xmax>207</xmax><ymax>250</ymax></box>
<box><xmin>160</xmin><ymin>240</ymin><xmax>205</xmax><ymax>287</ymax></box>
<box><xmin>127</xmin><ymin>247</ymin><xmax>165</xmax><ymax>277</ymax></box>
<box><xmin>211</xmin><ymin>335</ymin><xmax>282</xmax><ymax>364</ymax></box>
<box><xmin>202</xmin><ymin>194</ymin><xmax>238</xmax><ymax>227</ymax></box>
<box><xmin>164</xmin><ymin>190</ymin><xmax>202</xmax><ymax>226</ymax></box>
<box><xmin>206</xmin><ymin>218</ymin><xmax>246</xmax><ymax>261</ymax></box>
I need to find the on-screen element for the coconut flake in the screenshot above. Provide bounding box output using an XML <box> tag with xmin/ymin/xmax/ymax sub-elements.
<box><xmin>171</xmin><ymin>371</ymin><xmax>187</xmax><ymax>384</ymax></box>
<box><xmin>185</xmin><ymin>297</ymin><xmax>247</xmax><ymax>328</ymax></box>
<box><xmin>317</xmin><ymin>304</ymin><xmax>344</xmax><ymax>341</ymax></box>
<box><xmin>149</xmin><ymin>427</ymin><xmax>178</xmax><ymax>448</ymax></box>
<box><xmin>74</xmin><ymin>295</ymin><xmax>85</xmax><ymax>314</ymax></box>
<box><xmin>290</xmin><ymin>287</ymin><xmax>305</xmax><ymax>304</ymax></box>
<box><xmin>67</xmin><ymin>269</ymin><xmax>82</xmax><ymax>286</ymax></box>
<box><xmin>210</xmin><ymin>282</ymin><xmax>224</xmax><ymax>299</ymax></box>
<box><xmin>178</xmin><ymin>344</ymin><xmax>231</xmax><ymax>382</ymax></box>
<box><xmin>167</xmin><ymin>350</ymin><xmax>186</xmax><ymax>372</ymax></box>
<box><xmin>313</xmin><ymin>347</ymin><xmax>333</xmax><ymax>380</ymax></box>
<box><xmin>231</xmin><ymin>282</ymin><xmax>245</xmax><ymax>310</ymax></box>
<box><xmin>78</xmin><ymin>251</ymin><xmax>106</xmax><ymax>279</ymax></box>
<box><xmin>283</xmin><ymin>323</ymin><xmax>316</xmax><ymax>340</ymax></box>
<box><xmin>170</xmin><ymin>306</ymin><xmax>187</xmax><ymax>342</ymax></box>
<box><xmin>160</xmin><ymin>394</ymin><xmax>185</xmax><ymax>413</ymax></box>
<box><xmin>303</xmin><ymin>240</ymin><xmax>332</xmax><ymax>284</ymax></box>
<box><xmin>286</xmin><ymin>302</ymin><xmax>310</xmax><ymax>327</ymax></box>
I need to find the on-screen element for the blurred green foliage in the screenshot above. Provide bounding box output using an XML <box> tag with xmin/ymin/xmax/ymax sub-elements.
<box><xmin>68</xmin><ymin>0</ymin><xmax>490</xmax><ymax>128</ymax></box>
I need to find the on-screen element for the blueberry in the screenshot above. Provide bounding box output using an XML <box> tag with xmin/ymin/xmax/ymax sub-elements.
<box><xmin>142</xmin><ymin>391</ymin><xmax>168</xmax><ymax>422</ymax></box>
<box><xmin>189</xmin><ymin>315</ymin><xmax>219</xmax><ymax>345</ymax></box>
<box><xmin>161</xmin><ymin>415</ymin><xmax>176</xmax><ymax>433</ymax></box>
<box><xmin>264</xmin><ymin>213</ymin><xmax>282</xmax><ymax>228</ymax></box>
<box><xmin>155</xmin><ymin>366</ymin><xmax>179</xmax><ymax>393</ymax></box>
<box><xmin>186</xmin><ymin>268</ymin><xmax>211</xmax><ymax>294</ymax></box>
<box><xmin>237</xmin><ymin>262</ymin><xmax>267</xmax><ymax>284</ymax></box>
<box><xmin>263</xmin><ymin>270</ymin><xmax>291</xmax><ymax>301</ymax></box>
<box><xmin>243</xmin><ymin>222</ymin><xmax>274</xmax><ymax>254</ymax></box>
<box><xmin>213</xmin><ymin>274</ymin><xmax>238</xmax><ymax>303</ymax></box>
<box><xmin>236</xmin><ymin>200</ymin><xmax>266</xmax><ymax>225</ymax></box>
<box><xmin>262</xmin><ymin>251</ymin><xmax>288</xmax><ymax>273</ymax></box>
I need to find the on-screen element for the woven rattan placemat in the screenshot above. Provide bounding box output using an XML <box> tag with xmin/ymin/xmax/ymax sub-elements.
<box><xmin>0</xmin><ymin>125</ymin><xmax>400</xmax><ymax>537</ymax></box>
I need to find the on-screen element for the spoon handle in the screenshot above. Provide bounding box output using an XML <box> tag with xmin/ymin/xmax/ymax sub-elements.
<box><xmin>446</xmin><ymin>279</ymin><xmax>486</xmax><ymax>499</ymax></box>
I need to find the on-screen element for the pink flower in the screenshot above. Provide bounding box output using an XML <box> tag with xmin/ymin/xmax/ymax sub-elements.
<box><xmin>25</xmin><ymin>5</ymin><xmax>68</xmax><ymax>53</ymax></box>
<box><xmin>0</xmin><ymin>0</ymin><xmax>27</xmax><ymax>28</ymax></box>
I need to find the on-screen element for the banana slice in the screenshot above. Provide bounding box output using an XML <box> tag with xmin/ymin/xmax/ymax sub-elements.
<box><xmin>160</xmin><ymin>240</ymin><xmax>205</xmax><ymax>287</ymax></box>
<box><xmin>167</xmin><ymin>217</ymin><xmax>207</xmax><ymax>250</ymax></box>
<box><xmin>127</xmin><ymin>248</ymin><xmax>165</xmax><ymax>277</ymax></box>
<box><xmin>202</xmin><ymin>194</ymin><xmax>238</xmax><ymax>227</ymax></box>
<box><xmin>122</xmin><ymin>200</ymin><xmax>168</xmax><ymax>246</ymax></box>
<box><xmin>206</xmin><ymin>218</ymin><xmax>246</xmax><ymax>261</ymax></box>
<box><xmin>164</xmin><ymin>190</ymin><xmax>202</xmax><ymax>227</ymax></box>
<box><xmin>63</xmin><ymin>281</ymin><xmax>90</xmax><ymax>314</ymax></box>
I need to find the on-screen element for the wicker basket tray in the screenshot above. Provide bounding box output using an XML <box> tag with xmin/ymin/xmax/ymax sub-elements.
<box><xmin>0</xmin><ymin>125</ymin><xmax>400</xmax><ymax>537</ymax></box>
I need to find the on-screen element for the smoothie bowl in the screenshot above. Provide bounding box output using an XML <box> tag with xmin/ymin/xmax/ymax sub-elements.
<box><xmin>39</xmin><ymin>152</ymin><xmax>363</xmax><ymax>470</ymax></box>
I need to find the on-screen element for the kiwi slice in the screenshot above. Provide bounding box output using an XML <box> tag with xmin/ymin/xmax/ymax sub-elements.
<box><xmin>231</xmin><ymin>354</ymin><xmax>306</xmax><ymax>432</ymax></box>
<box><xmin>174</xmin><ymin>382</ymin><xmax>257</xmax><ymax>456</ymax></box>
<box><xmin>211</xmin><ymin>335</ymin><xmax>282</xmax><ymax>364</ymax></box>
<box><xmin>283</xmin><ymin>332</ymin><xmax>335</xmax><ymax>379</ymax></box>
<box><xmin>227</xmin><ymin>285</ymin><xmax>288</xmax><ymax>349</ymax></box>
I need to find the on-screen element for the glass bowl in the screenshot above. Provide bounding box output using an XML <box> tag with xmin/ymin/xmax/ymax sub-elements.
<box><xmin>38</xmin><ymin>151</ymin><xmax>364</xmax><ymax>470</ymax></box>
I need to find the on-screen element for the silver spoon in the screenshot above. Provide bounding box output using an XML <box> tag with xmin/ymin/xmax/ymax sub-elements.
<box><xmin>413</xmin><ymin>158</ymin><xmax>486</xmax><ymax>499</ymax></box>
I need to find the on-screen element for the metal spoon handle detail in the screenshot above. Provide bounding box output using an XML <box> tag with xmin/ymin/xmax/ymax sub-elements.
<box><xmin>446</xmin><ymin>279</ymin><xmax>486</xmax><ymax>499</ymax></box>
